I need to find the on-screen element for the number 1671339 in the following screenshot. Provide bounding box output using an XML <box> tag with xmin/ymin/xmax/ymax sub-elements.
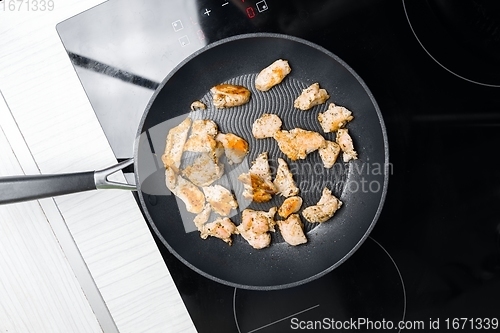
<box><xmin>2</xmin><ymin>0</ymin><xmax>54</xmax><ymax>11</ymax></box>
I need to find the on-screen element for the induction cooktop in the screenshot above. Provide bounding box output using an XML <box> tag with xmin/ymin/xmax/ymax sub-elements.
<box><xmin>57</xmin><ymin>0</ymin><xmax>500</xmax><ymax>332</ymax></box>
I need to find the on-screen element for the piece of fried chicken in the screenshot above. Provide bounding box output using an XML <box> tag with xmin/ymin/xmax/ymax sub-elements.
<box><xmin>210</xmin><ymin>84</ymin><xmax>251</xmax><ymax>108</ymax></box>
<box><xmin>278</xmin><ymin>196</ymin><xmax>303</xmax><ymax>218</ymax></box>
<box><xmin>182</xmin><ymin>152</ymin><xmax>224</xmax><ymax>187</ymax></box>
<box><xmin>336</xmin><ymin>128</ymin><xmax>358</xmax><ymax>162</ymax></box>
<box><xmin>293</xmin><ymin>83</ymin><xmax>329</xmax><ymax>110</ymax></box>
<box><xmin>183</xmin><ymin>119</ymin><xmax>218</xmax><ymax>153</ymax></box>
<box><xmin>255</xmin><ymin>59</ymin><xmax>292</xmax><ymax>91</ymax></box>
<box><xmin>302</xmin><ymin>187</ymin><xmax>342</xmax><ymax>223</ymax></box>
<box><xmin>318</xmin><ymin>103</ymin><xmax>354</xmax><ymax>133</ymax></box>
<box><xmin>202</xmin><ymin>184</ymin><xmax>238</xmax><ymax>216</ymax></box>
<box><xmin>318</xmin><ymin>140</ymin><xmax>341</xmax><ymax>169</ymax></box>
<box><xmin>161</xmin><ymin>117</ymin><xmax>192</xmax><ymax>172</ymax></box>
<box><xmin>199</xmin><ymin>217</ymin><xmax>238</xmax><ymax>245</ymax></box>
<box><xmin>273</xmin><ymin>128</ymin><xmax>325</xmax><ymax>161</ymax></box>
<box><xmin>273</xmin><ymin>158</ymin><xmax>299</xmax><ymax>197</ymax></box>
<box><xmin>252</xmin><ymin>113</ymin><xmax>282</xmax><ymax>139</ymax></box>
<box><xmin>216</xmin><ymin>132</ymin><xmax>249</xmax><ymax>165</ymax></box>
<box><xmin>238</xmin><ymin>152</ymin><xmax>277</xmax><ymax>202</ymax></box>
<box><xmin>237</xmin><ymin>207</ymin><xmax>277</xmax><ymax>249</ymax></box>
<box><xmin>165</xmin><ymin>168</ymin><xmax>205</xmax><ymax>214</ymax></box>
<box><xmin>190</xmin><ymin>100</ymin><xmax>206</xmax><ymax>111</ymax></box>
<box><xmin>277</xmin><ymin>214</ymin><xmax>307</xmax><ymax>246</ymax></box>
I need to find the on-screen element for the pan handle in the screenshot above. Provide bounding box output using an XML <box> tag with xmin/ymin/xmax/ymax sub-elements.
<box><xmin>0</xmin><ymin>159</ymin><xmax>136</xmax><ymax>205</ymax></box>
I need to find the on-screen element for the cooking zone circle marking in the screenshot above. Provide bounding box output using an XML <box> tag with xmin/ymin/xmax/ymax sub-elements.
<box><xmin>232</xmin><ymin>237</ymin><xmax>406</xmax><ymax>333</ymax></box>
<box><xmin>403</xmin><ymin>0</ymin><xmax>500</xmax><ymax>88</ymax></box>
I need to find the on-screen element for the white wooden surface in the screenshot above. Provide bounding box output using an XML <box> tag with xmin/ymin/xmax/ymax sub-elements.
<box><xmin>0</xmin><ymin>116</ymin><xmax>103</xmax><ymax>333</ymax></box>
<box><xmin>0</xmin><ymin>2</ymin><xmax>197</xmax><ymax>332</ymax></box>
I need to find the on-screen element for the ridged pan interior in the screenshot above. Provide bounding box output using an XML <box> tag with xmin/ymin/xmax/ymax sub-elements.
<box><xmin>187</xmin><ymin>73</ymin><xmax>349</xmax><ymax>244</ymax></box>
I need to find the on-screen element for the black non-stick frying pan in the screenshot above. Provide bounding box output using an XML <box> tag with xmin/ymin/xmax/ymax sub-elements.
<box><xmin>0</xmin><ymin>33</ymin><xmax>388</xmax><ymax>290</ymax></box>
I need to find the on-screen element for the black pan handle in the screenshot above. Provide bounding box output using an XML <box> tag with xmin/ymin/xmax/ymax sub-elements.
<box><xmin>0</xmin><ymin>172</ymin><xmax>96</xmax><ymax>205</ymax></box>
<box><xmin>0</xmin><ymin>159</ymin><xmax>135</xmax><ymax>205</ymax></box>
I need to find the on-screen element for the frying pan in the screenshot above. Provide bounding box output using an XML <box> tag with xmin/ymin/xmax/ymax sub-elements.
<box><xmin>0</xmin><ymin>33</ymin><xmax>388</xmax><ymax>290</ymax></box>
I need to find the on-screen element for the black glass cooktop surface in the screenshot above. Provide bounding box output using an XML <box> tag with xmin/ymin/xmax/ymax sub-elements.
<box><xmin>57</xmin><ymin>0</ymin><xmax>500</xmax><ymax>332</ymax></box>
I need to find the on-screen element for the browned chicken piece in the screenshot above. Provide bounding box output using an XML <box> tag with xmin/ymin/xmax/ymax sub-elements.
<box><xmin>165</xmin><ymin>170</ymin><xmax>205</xmax><ymax>214</ymax></box>
<box><xmin>215</xmin><ymin>132</ymin><xmax>249</xmax><ymax>165</ymax></box>
<box><xmin>239</xmin><ymin>173</ymin><xmax>277</xmax><ymax>203</ymax></box>
<box><xmin>193</xmin><ymin>203</ymin><xmax>212</xmax><ymax>230</ymax></box>
<box><xmin>252</xmin><ymin>113</ymin><xmax>282</xmax><ymax>139</ymax></box>
<box><xmin>183</xmin><ymin>119</ymin><xmax>218</xmax><ymax>153</ymax></box>
<box><xmin>336</xmin><ymin>128</ymin><xmax>358</xmax><ymax>162</ymax></box>
<box><xmin>182</xmin><ymin>152</ymin><xmax>224</xmax><ymax>187</ymax></box>
<box><xmin>278</xmin><ymin>196</ymin><xmax>303</xmax><ymax>218</ymax></box>
<box><xmin>161</xmin><ymin>117</ymin><xmax>192</xmax><ymax>172</ymax></box>
<box><xmin>237</xmin><ymin>207</ymin><xmax>277</xmax><ymax>249</ymax></box>
<box><xmin>302</xmin><ymin>187</ymin><xmax>342</xmax><ymax>223</ymax></box>
<box><xmin>318</xmin><ymin>140</ymin><xmax>341</xmax><ymax>169</ymax></box>
<box><xmin>255</xmin><ymin>59</ymin><xmax>292</xmax><ymax>91</ymax></box>
<box><xmin>210</xmin><ymin>84</ymin><xmax>251</xmax><ymax>108</ymax></box>
<box><xmin>277</xmin><ymin>214</ymin><xmax>307</xmax><ymax>246</ymax></box>
<box><xmin>190</xmin><ymin>100</ymin><xmax>206</xmax><ymax>111</ymax></box>
<box><xmin>317</xmin><ymin>103</ymin><xmax>354</xmax><ymax>133</ymax></box>
<box><xmin>273</xmin><ymin>128</ymin><xmax>325</xmax><ymax>160</ymax></box>
<box><xmin>238</xmin><ymin>152</ymin><xmax>277</xmax><ymax>202</ymax></box>
<box><xmin>293</xmin><ymin>83</ymin><xmax>329</xmax><ymax>110</ymax></box>
<box><xmin>200</xmin><ymin>217</ymin><xmax>238</xmax><ymax>245</ymax></box>
<box><xmin>202</xmin><ymin>185</ymin><xmax>238</xmax><ymax>216</ymax></box>
<box><xmin>273</xmin><ymin>158</ymin><xmax>299</xmax><ymax>197</ymax></box>
<box><xmin>243</xmin><ymin>152</ymin><xmax>273</xmax><ymax>181</ymax></box>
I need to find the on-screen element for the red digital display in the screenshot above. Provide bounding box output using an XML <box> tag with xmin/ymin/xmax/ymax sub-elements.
<box><xmin>246</xmin><ymin>6</ymin><xmax>255</xmax><ymax>18</ymax></box>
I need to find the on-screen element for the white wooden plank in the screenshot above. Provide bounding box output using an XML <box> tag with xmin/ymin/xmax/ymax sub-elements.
<box><xmin>0</xmin><ymin>2</ymin><xmax>197</xmax><ymax>332</ymax></box>
<box><xmin>0</xmin><ymin>91</ymin><xmax>120</xmax><ymax>333</ymax></box>
<box><xmin>0</xmin><ymin>124</ymin><xmax>102</xmax><ymax>333</ymax></box>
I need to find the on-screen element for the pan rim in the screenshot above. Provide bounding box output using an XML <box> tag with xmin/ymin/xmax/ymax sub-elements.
<box><xmin>134</xmin><ymin>32</ymin><xmax>389</xmax><ymax>290</ymax></box>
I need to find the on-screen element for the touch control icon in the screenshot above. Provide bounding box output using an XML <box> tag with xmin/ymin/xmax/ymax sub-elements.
<box><xmin>178</xmin><ymin>35</ymin><xmax>190</xmax><ymax>47</ymax></box>
<box><xmin>172</xmin><ymin>20</ymin><xmax>183</xmax><ymax>32</ymax></box>
<box><xmin>256</xmin><ymin>0</ymin><xmax>268</xmax><ymax>12</ymax></box>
